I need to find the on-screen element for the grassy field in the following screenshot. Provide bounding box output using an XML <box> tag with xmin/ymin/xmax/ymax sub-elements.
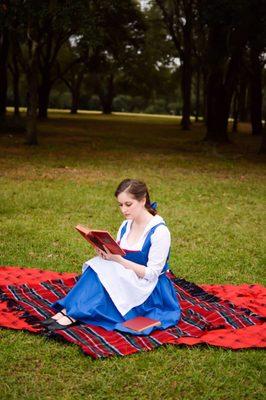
<box><xmin>0</xmin><ymin>112</ymin><xmax>265</xmax><ymax>399</ymax></box>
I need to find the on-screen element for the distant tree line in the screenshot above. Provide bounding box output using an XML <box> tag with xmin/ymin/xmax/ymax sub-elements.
<box><xmin>0</xmin><ymin>0</ymin><xmax>265</xmax><ymax>151</ymax></box>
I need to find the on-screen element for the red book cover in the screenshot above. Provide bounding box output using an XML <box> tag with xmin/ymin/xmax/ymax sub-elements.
<box><xmin>122</xmin><ymin>316</ymin><xmax>161</xmax><ymax>332</ymax></box>
<box><xmin>75</xmin><ymin>225</ymin><xmax>126</xmax><ymax>256</ymax></box>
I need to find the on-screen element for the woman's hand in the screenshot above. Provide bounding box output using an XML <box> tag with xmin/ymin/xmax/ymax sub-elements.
<box><xmin>103</xmin><ymin>246</ymin><xmax>124</xmax><ymax>263</ymax></box>
<box><xmin>95</xmin><ymin>248</ymin><xmax>107</xmax><ymax>259</ymax></box>
<box><xmin>96</xmin><ymin>247</ymin><xmax>123</xmax><ymax>263</ymax></box>
<box><xmin>104</xmin><ymin>247</ymin><xmax>124</xmax><ymax>263</ymax></box>
<box><xmin>97</xmin><ymin>247</ymin><xmax>145</xmax><ymax>277</ymax></box>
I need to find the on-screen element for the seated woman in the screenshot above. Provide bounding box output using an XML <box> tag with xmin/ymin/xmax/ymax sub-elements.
<box><xmin>41</xmin><ymin>179</ymin><xmax>181</xmax><ymax>335</ymax></box>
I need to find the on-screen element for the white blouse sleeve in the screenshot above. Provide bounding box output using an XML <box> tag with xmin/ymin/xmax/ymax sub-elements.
<box><xmin>143</xmin><ymin>225</ymin><xmax>171</xmax><ymax>282</ymax></box>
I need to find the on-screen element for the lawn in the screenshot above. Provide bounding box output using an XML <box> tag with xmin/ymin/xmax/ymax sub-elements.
<box><xmin>0</xmin><ymin>112</ymin><xmax>265</xmax><ymax>400</ymax></box>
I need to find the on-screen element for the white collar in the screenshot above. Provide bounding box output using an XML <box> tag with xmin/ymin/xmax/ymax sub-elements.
<box><xmin>126</xmin><ymin>215</ymin><xmax>165</xmax><ymax>236</ymax></box>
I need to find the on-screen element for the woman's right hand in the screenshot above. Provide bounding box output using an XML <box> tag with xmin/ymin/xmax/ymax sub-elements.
<box><xmin>95</xmin><ymin>248</ymin><xmax>107</xmax><ymax>259</ymax></box>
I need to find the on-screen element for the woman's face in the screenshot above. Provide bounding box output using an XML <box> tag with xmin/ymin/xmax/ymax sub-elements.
<box><xmin>117</xmin><ymin>191</ymin><xmax>146</xmax><ymax>220</ymax></box>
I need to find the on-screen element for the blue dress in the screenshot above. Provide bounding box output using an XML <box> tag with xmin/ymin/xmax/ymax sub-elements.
<box><xmin>52</xmin><ymin>222</ymin><xmax>181</xmax><ymax>335</ymax></box>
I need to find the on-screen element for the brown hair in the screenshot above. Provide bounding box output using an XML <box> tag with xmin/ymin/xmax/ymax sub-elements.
<box><xmin>115</xmin><ymin>179</ymin><xmax>157</xmax><ymax>216</ymax></box>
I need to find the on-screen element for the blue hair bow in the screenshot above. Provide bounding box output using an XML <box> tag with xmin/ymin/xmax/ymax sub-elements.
<box><xmin>150</xmin><ymin>201</ymin><xmax>158</xmax><ymax>210</ymax></box>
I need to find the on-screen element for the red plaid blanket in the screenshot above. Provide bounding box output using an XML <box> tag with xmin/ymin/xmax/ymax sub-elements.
<box><xmin>0</xmin><ymin>266</ymin><xmax>265</xmax><ymax>359</ymax></box>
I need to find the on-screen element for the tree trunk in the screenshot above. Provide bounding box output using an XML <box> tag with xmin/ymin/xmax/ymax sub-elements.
<box><xmin>101</xmin><ymin>101</ymin><xmax>112</xmax><ymax>114</ymax></box>
<box><xmin>195</xmin><ymin>65</ymin><xmax>201</xmax><ymax>122</ymax></box>
<box><xmin>155</xmin><ymin>0</ymin><xmax>193</xmax><ymax>129</ymax></box>
<box><xmin>99</xmin><ymin>74</ymin><xmax>115</xmax><ymax>115</ymax></box>
<box><xmin>232</xmin><ymin>91</ymin><xmax>239</xmax><ymax>133</ymax></box>
<box><xmin>180</xmin><ymin>7</ymin><xmax>192</xmax><ymax>130</ymax></box>
<box><xmin>12</xmin><ymin>49</ymin><xmax>20</xmax><ymax>117</ymax></box>
<box><xmin>70</xmin><ymin>89</ymin><xmax>79</xmax><ymax>114</ymax></box>
<box><xmin>70</xmin><ymin>71</ymin><xmax>84</xmax><ymax>114</ymax></box>
<box><xmin>180</xmin><ymin>57</ymin><xmax>192</xmax><ymax>129</ymax></box>
<box><xmin>205</xmin><ymin>26</ymin><xmax>230</xmax><ymax>142</ymax></box>
<box><xmin>0</xmin><ymin>27</ymin><xmax>9</xmax><ymax>121</ymax></box>
<box><xmin>258</xmin><ymin>123</ymin><xmax>266</xmax><ymax>154</ymax></box>
<box><xmin>205</xmin><ymin>76</ymin><xmax>231</xmax><ymax>143</ymax></box>
<box><xmin>204</xmin><ymin>24</ymin><xmax>243</xmax><ymax>143</ymax></box>
<box><xmin>250</xmin><ymin>47</ymin><xmax>263</xmax><ymax>136</ymax></box>
<box><xmin>202</xmin><ymin>70</ymin><xmax>207</xmax><ymax>123</ymax></box>
<box><xmin>239</xmin><ymin>75</ymin><xmax>248</xmax><ymax>122</ymax></box>
<box><xmin>26</xmin><ymin>40</ymin><xmax>39</xmax><ymax>145</ymax></box>
<box><xmin>26</xmin><ymin>74</ymin><xmax>38</xmax><ymax>144</ymax></box>
<box><xmin>38</xmin><ymin>81</ymin><xmax>51</xmax><ymax>119</ymax></box>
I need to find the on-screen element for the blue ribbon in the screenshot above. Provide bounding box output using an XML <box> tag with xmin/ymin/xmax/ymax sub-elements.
<box><xmin>150</xmin><ymin>201</ymin><xmax>158</xmax><ymax>210</ymax></box>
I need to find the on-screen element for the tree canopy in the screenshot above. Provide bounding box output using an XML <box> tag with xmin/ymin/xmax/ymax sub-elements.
<box><xmin>0</xmin><ymin>0</ymin><xmax>265</xmax><ymax>149</ymax></box>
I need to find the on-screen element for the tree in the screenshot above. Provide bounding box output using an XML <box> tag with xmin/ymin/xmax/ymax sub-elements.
<box><xmin>238</xmin><ymin>67</ymin><xmax>249</xmax><ymax>122</ymax></box>
<box><xmin>10</xmin><ymin>0</ymin><xmax>89</xmax><ymax>144</ymax></box>
<box><xmin>249</xmin><ymin>47</ymin><xmax>264</xmax><ymax>136</ymax></box>
<box><xmin>24</xmin><ymin>5</ymin><xmax>40</xmax><ymax>145</ymax></box>
<box><xmin>247</xmin><ymin>0</ymin><xmax>266</xmax><ymax>136</ymax></box>
<box><xmin>155</xmin><ymin>0</ymin><xmax>195</xmax><ymax>130</ymax></box>
<box><xmin>259</xmin><ymin>122</ymin><xmax>266</xmax><ymax>154</ymax></box>
<box><xmin>86</xmin><ymin>0</ymin><xmax>146</xmax><ymax>114</ymax></box>
<box><xmin>0</xmin><ymin>0</ymin><xmax>39</xmax><ymax>143</ymax></box>
<box><xmin>36</xmin><ymin>1</ymin><xmax>86</xmax><ymax>119</ymax></box>
<box><xmin>58</xmin><ymin>41</ymin><xmax>87</xmax><ymax>114</ymax></box>
<box><xmin>56</xmin><ymin>0</ymin><xmax>146</xmax><ymax>115</ymax></box>
<box><xmin>8</xmin><ymin>23</ymin><xmax>21</xmax><ymax>117</ymax></box>
<box><xmin>0</xmin><ymin>1</ymin><xmax>9</xmax><ymax>123</ymax></box>
<box><xmin>201</xmin><ymin>0</ymin><xmax>253</xmax><ymax>143</ymax></box>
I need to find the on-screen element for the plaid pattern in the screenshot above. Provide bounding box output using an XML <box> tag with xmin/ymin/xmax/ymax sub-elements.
<box><xmin>0</xmin><ymin>268</ymin><xmax>265</xmax><ymax>359</ymax></box>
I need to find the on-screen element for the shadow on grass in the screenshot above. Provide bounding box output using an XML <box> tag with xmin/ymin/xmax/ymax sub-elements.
<box><xmin>0</xmin><ymin>113</ymin><xmax>265</xmax><ymax>166</ymax></box>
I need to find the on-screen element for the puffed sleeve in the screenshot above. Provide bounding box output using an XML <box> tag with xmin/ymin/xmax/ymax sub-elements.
<box><xmin>143</xmin><ymin>225</ymin><xmax>171</xmax><ymax>282</ymax></box>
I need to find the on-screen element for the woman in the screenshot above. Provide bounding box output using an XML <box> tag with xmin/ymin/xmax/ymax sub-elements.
<box><xmin>42</xmin><ymin>179</ymin><xmax>181</xmax><ymax>335</ymax></box>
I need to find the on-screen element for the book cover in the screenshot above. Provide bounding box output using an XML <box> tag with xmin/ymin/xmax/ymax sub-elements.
<box><xmin>75</xmin><ymin>225</ymin><xmax>126</xmax><ymax>256</ymax></box>
<box><xmin>122</xmin><ymin>316</ymin><xmax>161</xmax><ymax>332</ymax></box>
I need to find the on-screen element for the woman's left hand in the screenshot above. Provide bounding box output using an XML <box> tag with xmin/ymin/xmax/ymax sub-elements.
<box><xmin>101</xmin><ymin>246</ymin><xmax>123</xmax><ymax>263</ymax></box>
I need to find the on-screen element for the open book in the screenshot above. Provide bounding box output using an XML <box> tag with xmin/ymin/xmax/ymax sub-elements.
<box><xmin>75</xmin><ymin>224</ymin><xmax>126</xmax><ymax>256</ymax></box>
<box><xmin>122</xmin><ymin>316</ymin><xmax>161</xmax><ymax>332</ymax></box>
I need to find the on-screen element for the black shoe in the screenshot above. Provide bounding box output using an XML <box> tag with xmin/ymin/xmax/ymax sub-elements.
<box><xmin>47</xmin><ymin>316</ymin><xmax>78</xmax><ymax>331</ymax></box>
<box><xmin>40</xmin><ymin>311</ymin><xmax>66</xmax><ymax>326</ymax></box>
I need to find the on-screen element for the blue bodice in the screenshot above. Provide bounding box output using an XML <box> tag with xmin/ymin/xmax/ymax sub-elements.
<box><xmin>119</xmin><ymin>221</ymin><xmax>170</xmax><ymax>274</ymax></box>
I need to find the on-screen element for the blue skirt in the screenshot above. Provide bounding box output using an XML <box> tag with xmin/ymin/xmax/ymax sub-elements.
<box><xmin>52</xmin><ymin>267</ymin><xmax>181</xmax><ymax>335</ymax></box>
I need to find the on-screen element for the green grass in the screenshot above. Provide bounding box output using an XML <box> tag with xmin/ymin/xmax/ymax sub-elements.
<box><xmin>0</xmin><ymin>112</ymin><xmax>265</xmax><ymax>399</ymax></box>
